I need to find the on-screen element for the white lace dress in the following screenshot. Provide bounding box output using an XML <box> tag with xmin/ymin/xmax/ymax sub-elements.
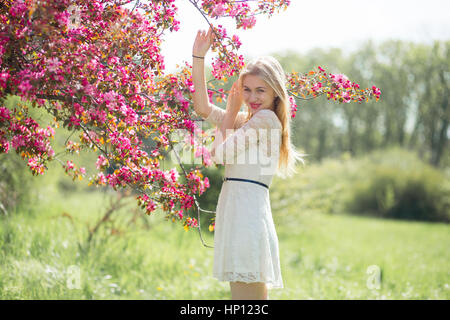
<box><xmin>203</xmin><ymin>104</ymin><xmax>283</xmax><ymax>289</ymax></box>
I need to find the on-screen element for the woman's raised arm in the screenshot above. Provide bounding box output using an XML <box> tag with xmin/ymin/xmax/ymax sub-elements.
<box><xmin>192</xmin><ymin>28</ymin><xmax>215</xmax><ymax>119</ymax></box>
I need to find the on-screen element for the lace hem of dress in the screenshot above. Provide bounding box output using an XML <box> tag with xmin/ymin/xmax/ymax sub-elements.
<box><xmin>213</xmin><ymin>272</ymin><xmax>283</xmax><ymax>289</ymax></box>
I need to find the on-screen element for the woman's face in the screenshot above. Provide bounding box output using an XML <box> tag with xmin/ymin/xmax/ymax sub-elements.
<box><xmin>241</xmin><ymin>74</ymin><xmax>277</xmax><ymax>115</ymax></box>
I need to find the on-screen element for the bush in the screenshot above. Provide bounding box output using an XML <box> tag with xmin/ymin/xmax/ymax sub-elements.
<box><xmin>271</xmin><ymin>147</ymin><xmax>449</xmax><ymax>224</ymax></box>
<box><xmin>343</xmin><ymin>148</ymin><xmax>450</xmax><ymax>223</ymax></box>
<box><xmin>0</xmin><ymin>153</ymin><xmax>37</xmax><ymax>215</ymax></box>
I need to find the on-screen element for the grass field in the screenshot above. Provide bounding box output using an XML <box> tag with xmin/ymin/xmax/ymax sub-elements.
<box><xmin>1</xmin><ymin>180</ymin><xmax>448</xmax><ymax>299</ymax></box>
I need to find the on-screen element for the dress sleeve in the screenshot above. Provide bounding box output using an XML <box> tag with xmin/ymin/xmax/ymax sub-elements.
<box><xmin>211</xmin><ymin>109</ymin><xmax>282</xmax><ymax>165</ymax></box>
<box><xmin>205</xmin><ymin>103</ymin><xmax>248</xmax><ymax>129</ymax></box>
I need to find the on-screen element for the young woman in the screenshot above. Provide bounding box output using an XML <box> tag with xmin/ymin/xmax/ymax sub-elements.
<box><xmin>192</xmin><ymin>28</ymin><xmax>304</xmax><ymax>300</ymax></box>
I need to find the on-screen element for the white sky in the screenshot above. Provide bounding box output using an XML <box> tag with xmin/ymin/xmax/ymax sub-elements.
<box><xmin>155</xmin><ymin>0</ymin><xmax>450</xmax><ymax>72</ymax></box>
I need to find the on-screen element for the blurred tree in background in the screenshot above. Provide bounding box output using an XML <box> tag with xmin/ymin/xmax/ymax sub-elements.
<box><xmin>274</xmin><ymin>40</ymin><xmax>449</xmax><ymax>168</ymax></box>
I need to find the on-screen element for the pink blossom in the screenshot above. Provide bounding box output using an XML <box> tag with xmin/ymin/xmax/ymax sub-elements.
<box><xmin>11</xmin><ymin>135</ymin><xmax>26</xmax><ymax>149</ymax></box>
<box><xmin>0</xmin><ymin>137</ymin><xmax>9</xmax><ymax>153</ymax></box>
<box><xmin>212</xmin><ymin>3</ymin><xmax>226</xmax><ymax>17</ymax></box>
<box><xmin>0</xmin><ymin>106</ymin><xmax>11</xmax><ymax>121</ymax></box>
<box><xmin>27</xmin><ymin>157</ymin><xmax>45</xmax><ymax>175</ymax></box>
<box><xmin>231</xmin><ymin>34</ymin><xmax>242</xmax><ymax>49</ymax></box>
<box><xmin>69</xmin><ymin>115</ymin><xmax>81</xmax><ymax>127</ymax></box>
<box><xmin>18</xmin><ymin>80</ymin><xmax>33</xmax><ymax>95</ymax></box>
<box><xmin>289</xmin><ymin>96</ymin><xmax>298</xmax><ymax>118</ymax></box>
<box><xmin>103</xmin><ymin>90</ymin><xmax>117</xmax><ymax>107</ymax></box>
<box><xmin>331</xmin><ymin>73</ymin><xmax>349</xmax><ymax>84</ymax></box>
<box><xmin>9</xmin><ymin>1</ymin><xmax>27</xmax><ymax>18</ymax></box>
<box><xmin>0</xmin><ymin>72</ymin><xmax>10</xmax><ymax>89</ymax></box>
<box><xmin>66</xmin><ymin>160</ymin><xmax>75</xmax><ymax>171</ymax></box>
<box><xmin>96</xmin><ymin>172</ymin><xmax>107</xmax><ymax>185</ymax></box>
<box><xmin>96</xmin><ymin>155</ymin><xmax>109</xmax><ymax>170</ymax></box>
<box><xmin>342</xmin><ymin>91</ymin><xmax>351</xmax><ymax>103</ymax></box>
<box><xmin>240</xmin><ymin>16</ymin><xmax>256</xmax><ymax>29</ymax></box>
<box><xmin>372</xmin><ymin>86</ymin><xmax>381</xmax><ymax>97</ymax></box>
<box><xmin>169</xmin><ymin>168</ymin><xmax>179</xmax><ymax>183</ymax></box>
<box><xmin>312</xmin><ymin>82</ymin><xmax>322</xmax><ymax>92</ymax></box>
<box><xmin>146</xmin><ymin>199</ymin><xmax>157</xmax><ymax>213</ymax></box>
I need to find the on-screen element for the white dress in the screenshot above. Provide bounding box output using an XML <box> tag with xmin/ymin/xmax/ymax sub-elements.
<box><xmin>204</xmin><ymin>104</ymin><xmax>283</xmax><ymax>289</ymax></box>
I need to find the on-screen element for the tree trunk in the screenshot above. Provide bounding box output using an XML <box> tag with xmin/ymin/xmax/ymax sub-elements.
<box><xmin>431</xmin><ymin>69</ymin><xmax>449</xmax><ymax>166</ymax></box>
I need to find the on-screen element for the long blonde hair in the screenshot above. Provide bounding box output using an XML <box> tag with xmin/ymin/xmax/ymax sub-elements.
<box><xmin>239</xmin><ymin>56</ymin><xmax>306</xmax><ymax>178</ymax></box>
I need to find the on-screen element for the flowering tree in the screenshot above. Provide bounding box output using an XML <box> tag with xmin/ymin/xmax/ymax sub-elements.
<box><xmin>0</xmin><ymin>0</ymin><xmax>380</xmax><ymax>246</ymax></box>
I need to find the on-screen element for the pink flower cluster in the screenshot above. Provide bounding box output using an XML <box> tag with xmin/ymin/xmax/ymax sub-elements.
<box><xmin>186</xmin><ymin>170</ymin><xmax>210</xmax><ymax>196</ymax></box>
<box><xmin>289</xmin><ymin>96</ymin><xmax>298</xmax><ymax>118</ymax></box>
<box><xmin>65</xmin><ymin>140</ymin><xmax>81</xmax><ymax>154</ymax></box>
<box><xmin>137</xmin><ymin>193</ymin><xmax>158</xmax><ymax>215</ymax></box>
<box><xmin>0</xmin><ymin>106</ymin><xmax>55</xmax><ymax>175</ymax></box>
<box><xmin>184</xmin><ymin>217</ymin><xmax>198</xmax><ymax>231</ymax></box>
<box><xmin>201</xmin><ymin>0</ymin><xmax>290</xmax><ymax>29</ymax></box>
<box><xmin>95</xmin><ymin>154</ymin><xmax>109</xmax><ymax>170</ymax></box>
<box><xmin>193</xmin><ymin>0</ymin><xmax>289</xmax><ymax>81</ymax></box>
<box><xmin>210</xmin><ymin>25</ymin><xmax>245</xmax><ymax>80</ymax></box>
<box><xmin>286</xmin><ymin>66</ymin><xmax>381</xmax><ymax>118</ymax></box>
<box><xmin>64</xmin><ymin>160</ymin><xmax>86</xmax><ymax>181</ymax></box>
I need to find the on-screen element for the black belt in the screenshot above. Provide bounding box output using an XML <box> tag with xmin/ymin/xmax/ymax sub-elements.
<box><xmin>223</xmin><ymin>177</ymin><xmax>269</xmax><ymax>189</ymax></box>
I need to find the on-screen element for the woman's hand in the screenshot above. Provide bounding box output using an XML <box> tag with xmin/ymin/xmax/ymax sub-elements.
<box><xmin>193</xmin><ymin>27</ymin><xmax>215</xmax><ymax>57</ymax></box>
<box><xmin>225</xmin><ymin>80</ymin><xmax>243</xmax><ymax>115</ymax></box>
<box><xmin>191</xmin><ymin>27</ymin><xmax>215</xmax><ymax>119</ymax></box>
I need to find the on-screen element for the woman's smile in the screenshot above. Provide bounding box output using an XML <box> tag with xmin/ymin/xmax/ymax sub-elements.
<box><xmin>250</xmin><ymin>103</ymin><xmax>261</xmax><ymax>110</ymax></box>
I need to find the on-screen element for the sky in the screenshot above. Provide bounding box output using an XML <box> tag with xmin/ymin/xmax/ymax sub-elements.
<box><xmin>152</xmin><ymin>0</ymin><xmax>450</xmax><ymax>72</ymax></box>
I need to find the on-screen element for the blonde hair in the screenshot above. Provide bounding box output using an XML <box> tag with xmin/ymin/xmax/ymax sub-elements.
<box><xmin>239</xmin><ymin>56</ymin><xmax>307</xmax><ymax>178</ymax></box>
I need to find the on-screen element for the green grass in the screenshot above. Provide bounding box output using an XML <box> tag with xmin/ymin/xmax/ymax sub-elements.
<box><xmin>0</xmin><ymin>148</ymin><xmax>449</xmax><ymax>299</ymax></box>
<box><xmin>1</xmin><ymin>188</ymin><xmax>448</xmax><ymax>299</ymax></box>
<box><xmin>275</xmin><ymin>210</ymin><xmax>449</xmax><ymax>299</ymax></box>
